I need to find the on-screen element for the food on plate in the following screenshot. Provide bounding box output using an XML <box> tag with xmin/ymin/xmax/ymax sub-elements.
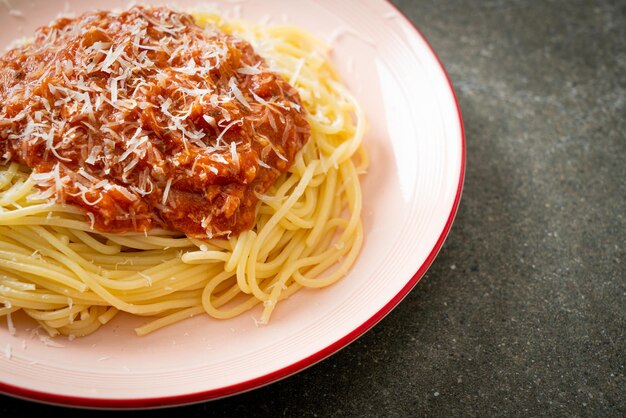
<box><xmin>0</xmin><ymin>6</ymin><xmax>367</xmax><ymax>337</ymax></box>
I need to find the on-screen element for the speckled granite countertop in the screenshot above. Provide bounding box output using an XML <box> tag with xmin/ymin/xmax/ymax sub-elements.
<box><xmin>2</xmin><ymin>0</ymin><xmax>624</xmax><ymax>416</ymax></box>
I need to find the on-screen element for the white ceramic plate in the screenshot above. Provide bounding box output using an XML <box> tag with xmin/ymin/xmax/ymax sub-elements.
<box><xmin>0</xmin><ymin>0</ymin><xmax>464</xmax><ymax>408</ymax></box>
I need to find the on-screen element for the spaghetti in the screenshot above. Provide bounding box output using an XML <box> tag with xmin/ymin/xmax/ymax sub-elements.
<box><xmin>0</xmin><ymin>7</ymin><xmax>367</xmax><ymax>338</ymax></box>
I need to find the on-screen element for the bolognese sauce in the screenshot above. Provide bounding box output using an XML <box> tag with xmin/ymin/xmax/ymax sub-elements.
<box><xmin>0</xmin><ymin>6</ymin><xmax>310</xmax><ymax>238</ymax></box>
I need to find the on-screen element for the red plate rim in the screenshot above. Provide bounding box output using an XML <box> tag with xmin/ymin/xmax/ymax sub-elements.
<box><xmin>0</xmin><ymin>0</ymin><xmax>466</xmax><ymax>409</ymax></box>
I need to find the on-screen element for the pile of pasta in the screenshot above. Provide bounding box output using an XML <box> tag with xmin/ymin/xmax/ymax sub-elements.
<box><xmin>0</xmin><ymin>14</ymin><xmax>367</xmax><ymax>338</ymax></box>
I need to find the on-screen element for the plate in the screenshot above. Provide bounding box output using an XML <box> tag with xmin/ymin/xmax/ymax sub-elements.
<box><xmin>0</xmin><ymin>0</ymin><xmax>464</xmax><ymax>408</ymax></box>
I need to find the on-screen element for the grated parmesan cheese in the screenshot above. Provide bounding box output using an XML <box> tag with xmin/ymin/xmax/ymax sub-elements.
<box><xmin>162</xmin><ymin>178</ymin><xmax>172</xmax><ymax>205</ymax></box>
<box><xmin>4</xmin><ymin>301</ymin><xmax>15</xmax><ymax>335</ymax></box>
<box><xmin>39</xmin><ymin>336</ymin><xmax>65</xmax><ymax>348</ymax></box>
<box><xmin>229</xmin><ymin>76</ymin><xmax>251</xmax><ymax>109</ymax></box>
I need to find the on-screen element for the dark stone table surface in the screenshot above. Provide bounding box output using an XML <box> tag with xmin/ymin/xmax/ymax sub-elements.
<box><xmin>1</xmin><ymin>0</ymin><xmax>624</xmax><ymax>416</ymax></box>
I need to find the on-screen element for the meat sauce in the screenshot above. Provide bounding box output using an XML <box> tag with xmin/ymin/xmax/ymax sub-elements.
<box><xmin>0</xmin><ymin>6</ymin><xmax>310</xmax><ymax>238</ymax></box>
